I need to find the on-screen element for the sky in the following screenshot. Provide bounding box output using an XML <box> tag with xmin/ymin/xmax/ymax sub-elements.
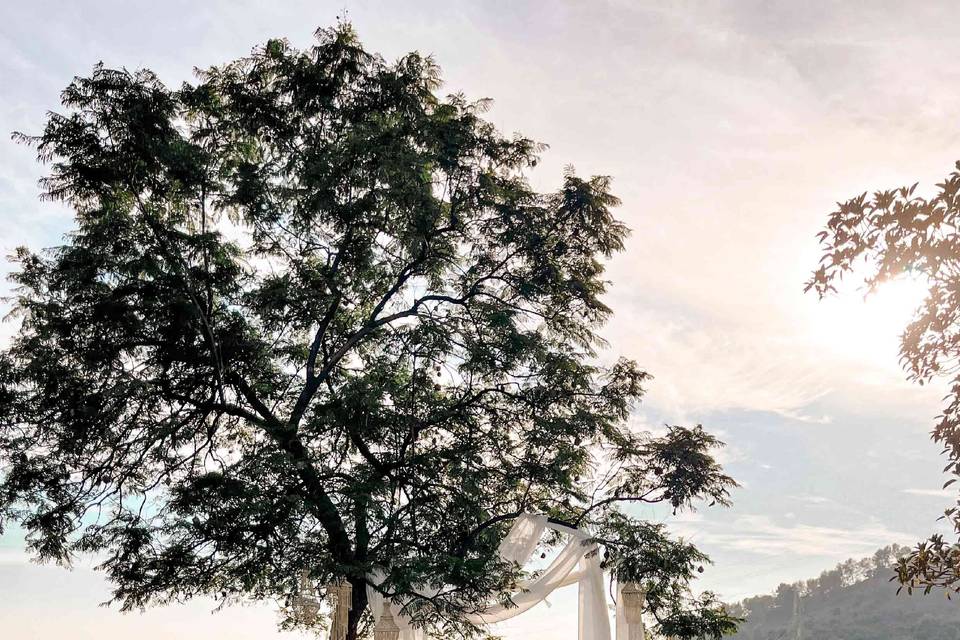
<box><xmin>2</xmin><ymin>1</ymin><xmax>960</xmax><ymax>638</ymax></box>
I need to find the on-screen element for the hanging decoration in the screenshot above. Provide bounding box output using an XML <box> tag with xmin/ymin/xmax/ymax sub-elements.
<box><xmin>326</xmin><ymin>580</ymin><xmax>353</xmax><ymax>640</ymax></box>
<box><xmin>292</xmin><ymin>569</ymin><xmax>321</xmax><ymax>624</ymax></box>
<box><xmin>373</xmin><ymin>604</ymin><xmax>402</xmax><ymax>640</ymax></box>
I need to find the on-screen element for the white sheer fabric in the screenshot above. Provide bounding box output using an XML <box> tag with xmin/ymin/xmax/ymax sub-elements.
<box><xmin>497</xmin><ymin>513</ymin><xmax>548</xmax><ymax>565</ymax></box>
<box><xmin>578</xmin><ymin>549</ymin><xmax>611</xmax><ymax>640</ymax></box>
<box><xmin>464</xmin><ymin>527</ymin><xmax>589</xmax><ymax>624</ymax></box>
<box><xmin>366</xmin><ymin>513</ymin><xmax>622</xmax><ymax>640</ymax></box>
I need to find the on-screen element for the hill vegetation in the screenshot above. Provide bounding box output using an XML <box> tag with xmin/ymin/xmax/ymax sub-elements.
<box><xmin>727</xmin><ymin>545</ymin><xmax>960</xmax><ymax>640</ymax></box>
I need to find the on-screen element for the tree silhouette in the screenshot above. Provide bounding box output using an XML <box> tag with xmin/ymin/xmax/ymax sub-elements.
<box><xmin>0</xmin><ymin>23</ymin><xmax>738</xmax><ymax>640</ymax></box>
<box><xmin>808</xmin><ymin>164</ymin><xmax>960</xmax><ymax>594</ymax></box>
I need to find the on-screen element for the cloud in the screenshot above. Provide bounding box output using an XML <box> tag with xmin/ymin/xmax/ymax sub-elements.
<box><xmin>902</xmin><ymin>488</ymin><xmax>956</xmax><ymax>499</ymax></box>
<box><xmin>602</xmin><ymin>308</ymin><xmax>830</xmax><ymax>421</ymax></box>
<box><xmin>672</xmin><ymin>514</ymin><xmax>912</xmax><ymax>558</ymax></box>
<box><xmin>601</xmin><ymin>281</ymin><xmax>946</xmax><ymax>424</ymax></box>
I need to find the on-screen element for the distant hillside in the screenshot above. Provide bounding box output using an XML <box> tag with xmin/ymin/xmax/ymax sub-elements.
<box><xmin>727</xmin><ymin>545</ymin><xmax>960</xmax><ymax>640</ymax></box>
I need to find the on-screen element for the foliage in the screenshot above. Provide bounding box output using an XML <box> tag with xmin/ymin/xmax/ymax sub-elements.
<box><xmin>808</xmin><ymin>164</ymin><xmax>960</xmax><ymax>595</ymax></box>
<box><xmin>0</xmin><ymin>23</ymin><xmax>738</xmax><ymax>639</ymax></box>
<box><xmin>726</xmin><ymin>545</ymin><xmax>960</xmax><ymax>640</ymax></box>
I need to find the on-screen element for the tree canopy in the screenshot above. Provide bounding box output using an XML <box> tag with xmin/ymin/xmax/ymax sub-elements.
<box><xmin>808</xmin><ymin>163</ymin><xmax>960</xmax><ymax>595</ymax></box>
<box><xmin>0</xmin><ymin>24</ymin><xmax>738</xmax><ymax>639</ymax></box>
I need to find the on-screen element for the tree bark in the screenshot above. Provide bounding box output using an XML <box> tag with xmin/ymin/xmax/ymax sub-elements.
<box><xmin>346</xmin><ymin>575</ymin><xmax>369</xmax><ymax>640</ymax></box>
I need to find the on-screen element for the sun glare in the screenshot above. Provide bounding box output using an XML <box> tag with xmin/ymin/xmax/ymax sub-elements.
<box><xmin>809</xmin><ymin>276</ymin><xmax>930</xmax><ymax>372</ymax></box>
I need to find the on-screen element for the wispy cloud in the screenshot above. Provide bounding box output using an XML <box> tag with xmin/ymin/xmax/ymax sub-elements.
<box><xmin>672</xmin><ymin>514</ymin><xmax>912</xmax><ymax>557</ymax></box>
<box><xmin>902</xmin><ymin>488</ymin><xmax>956</xmax><ymax>499</ymax></box>
<box><xmin>791</xmin><ymin>494</ymin><xmax>834</xmax><ymax>505</ymax></box>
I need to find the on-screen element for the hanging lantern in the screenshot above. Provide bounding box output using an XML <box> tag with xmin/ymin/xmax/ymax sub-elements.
<box><xmin>373</xmin><ymin>604</ymin><xmax>401</xmax><ymax>640</ymax></box>
<box><xmin>292</xmin><ymin>570</ymin><xmax>321</xmax><ymax>624</ymax></box>
<box><xmin>621</xmin><ymin>582</ymin><xmax>646</xmax><ymax>625</ymax></box>
<box><xmin>292</xmin><ymin>595</ymin><xmax>320</xmax><ymax>623</ymax></box>
<box><xmin>326</xmin><ymin>580</ymin><xmax>353</xmax><ymax>640</ymax></box>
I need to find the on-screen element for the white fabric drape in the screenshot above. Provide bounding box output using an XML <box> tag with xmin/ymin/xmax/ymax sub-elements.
<box><xmin>497</xmin><ymin>513</ymin><xmax>548</xmax><ymax>565</ymax></box>
<box><xmin>464</xmin><ymin>527</ymin><xmax>589</xmax><ymax>624</ymax></box>
<box><xmin>578</xmin><ymin>549</ymin><xmax>611</xmax><ymax>640</ymax></box>
<box><xmin>366</xmin><ymin>513</ymin><xmax>622</xmax><ymax>640</ymax></box>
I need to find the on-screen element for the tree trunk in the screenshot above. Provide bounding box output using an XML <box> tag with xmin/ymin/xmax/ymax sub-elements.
<box><xmin>345</xmin><ymin>575</ymin><xmax>369</xmax><ymax>640</ymax></box>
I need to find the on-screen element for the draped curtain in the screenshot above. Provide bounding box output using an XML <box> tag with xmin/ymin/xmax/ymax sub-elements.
<box><xmin>366</xmin><ymin>514</ymin><xmax>635</xmax><ymax>640</ymax></box>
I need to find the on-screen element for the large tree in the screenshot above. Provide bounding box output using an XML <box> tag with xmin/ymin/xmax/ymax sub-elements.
<box><xmin>808</xmin><ymin>164</ymin><xmax>960</xmax><ymax>595</ymax></box>
<box><xmin>0</xmin><ymin>24</ymin><xmax>737</xmax><ymax>639</ymax></box>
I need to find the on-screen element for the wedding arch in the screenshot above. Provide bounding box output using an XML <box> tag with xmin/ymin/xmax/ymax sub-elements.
<box><xmin>295</xmin><ymin>514</ymin><xmax>648</xmax><ymax>640</ymax></box>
